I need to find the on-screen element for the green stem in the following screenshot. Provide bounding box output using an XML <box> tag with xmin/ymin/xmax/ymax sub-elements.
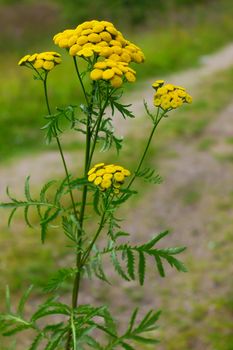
<box><xmin>81</xmin><ymin>210</ymin><xmax>106</xmax><ymax>266</ymax></box>
<box><xmin>73</xmin><ymin>56</ymin><xmax>89</xmax><ymax>105</ymax></box>
<box><xmin>88</xmin><ymin>85</ymin><xmax>110</xmax><ymax>168</ymax></box>
<box><xmin>126</xmin><ymin>109</ymin><xmax>164</xmax><ymax>191</ymax></box>
<box><xmin>81</xmin><ymin>193</ymin><xmax>112</xmax><ymax>266</ymax></box>
<box><xmin>66</xmin><ymin>75</ymin><xmax>98</xmax><ymax>350</ymax></box>
<box><xmin>43</xmin><ymin>76</ymin><xmax>79</xmax><ymax>220</ymax></box>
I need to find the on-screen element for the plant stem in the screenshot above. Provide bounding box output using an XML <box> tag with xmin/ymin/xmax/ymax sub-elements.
<box><xmin>126</xmin><ymin>109</ymin><xmax>164</xmax><ymax>191</ymax></box>
<box><xmin>73</xmin><ymin>56</ymin><xmax>89</xmax><ymax>105</ymax></box>
<box><xmin>81</xmin><ymin>207</ymin><xmax>107</xmax><ymax>266</ymax></box>
<box><xmin>43</xmin><ymin>77</ymin><xmax>79</xmax><ymax>220</ymax></box>
<box><xmin>88</xmin><ymin>85</ymin><xmax>110</xmax><ymax>168</ymax></box>
<box><xmin>66</xmin><ymin>68</ymin><xmax>97</xmax><ymax>350</ymax></box>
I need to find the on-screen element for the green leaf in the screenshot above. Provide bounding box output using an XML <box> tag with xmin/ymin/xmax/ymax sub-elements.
<box><xmin>40</xmin><ymin>208</ymin><xmax>61</xmax><ymax>243</ymax></box>
<box><xmin>135</xmin><ymin>167</ymin><xmax>162</xmax><ymax>185</ymax></box>
<box><xmin>161</xmin><ymin>246</ymin><xmax>186</xmax><ymax>255</ymax></box>
<box><xmin>126</xmin><ymin>249</ymin><xmax>135</xmax><ymax>280</ymax></box>
<box><xmin>141</xmin><ymin>230</ymin><xmax>170</xmax><ymax>249</ymax></box>
<box><xmin>111</xmin><ymin>251</ymin><xmax>130</xmax><ymax>281</ymax></box>
<box><xmin>28</xmin><ymin>333</ymin><xmax>44</xmax><ymax>350</ymax></box>
<box><xmin>91</xmin><ymin>255</ymin><xmax>110</xmax><ymax>284</ymax></box>
<box><xmin>17</xmin><ymin>285</ymin><xmax>33</xmax><ymax>317</ymax></box>
<box><xmin>102</xmin><ymin>308</ymin><xmax>117</xmax><ymax>336</ymax></box>
<box><xmin>24</xmin><ymin>206</ymin><xmax>33</xmax><ymax>228</ymax></box>
<box><xmin>24</xmin><ymin>176</ymin><xmax>33</xmax><ymax>201</ymax></box>
<box><xmin>44</xmin><ymin>268</ymin><xmax>76</xmax><ymax>293</ymax></box>
<box><xmin>7</xmin><ymin>208</ymin><xmax>17</xmax><ymax>227</ymax></box>
<box><xmin>85</xmin><ymin>335</ymin><xmax>103</xmax><ymax>350</ymax></box>
<box><xmin>154</xmin><ymin>255</ymin><xmax>165</xmax><ymax>277</ymax></box>
<box><xmin>165</xmin><ymin>255</ymin><xmax>188</xmax><ymax>272</ymax></box>
<box><xmin>121</xmin><ymin>342</ymin><xmax>135</xmax><ymax>350</ymax></box>
<box><xmin>2</xmin><ymin>324</ymin><xmax>32</xmax><ymax>336</ymax></box>
<box><xmin>44</xmin><ymin>330</ymin><xmax>66</xmax><ymax>350</ymax></box>
<box><xmin>136</xmin><ymin>310</ymin><xmax>161</xmax><ymax>332</ymax></box>
<box><xmin>31</xmin><ymin>302</ymin><xmax>70</xmax><ymax>322</ymax></box>
<box><xmin>40</xmin><ymin>180</ymin><xmax>56</xmax><ymax>202</ymax></box>
<box><xmin>138</xmin><ymin>251</ymin><xmax>146</xmax><ymax>285</ymax></box>
<box><xmin>130</xmin><ymin>335</ymin><xmax>159</xmax><ymax>344</ymax></box>
<box><xmin>127</xmin><ymin>308</ymin><xmax>139</xmax><ymax>333</ymax></box>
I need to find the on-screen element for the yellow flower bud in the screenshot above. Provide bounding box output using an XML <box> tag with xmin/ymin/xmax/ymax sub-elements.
<box><xmin>33</xmin><ymin>59</ymin><xmax>44</xmax><ymax>69</ymax></box>
<box><xmin>99</xmin><ymin>31</ymin><xmax>112</xmax><ymax>42</ymax></box>
<box><xmin>110</xmin><ymin>76</ymin><xmax>123</xmax><ymax>88</ymax></box>
<box><xmin>43</xmin><ymin>61</ymin><xmax>55</xmax><ymax>71</ymax></box>
<box><xmin>125</xmin><ymin>71</ymin><xmax>136</xmax><ymax>83</ymax></box>
<box><xmin>90</xmin><ymin>69</ymin><xmax>103</xmax><ymax>80</ymax></box>
<box><xmin>102</xmin><ymin>69</ymin><xmax>115</xmax><ymax>80</ymax></box>
<box><xmin>88</xmin><ymin>33</ymin><xmax>101</xmax><ymax>43</ymax></box>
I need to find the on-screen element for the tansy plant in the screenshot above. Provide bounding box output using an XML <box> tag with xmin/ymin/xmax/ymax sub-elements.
<box><xmin>0</xmin><ymin>20</ymin><xmax>192</xmax><ymax>350</ymax></box>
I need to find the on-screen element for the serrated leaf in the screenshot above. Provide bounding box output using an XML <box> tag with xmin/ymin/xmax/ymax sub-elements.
<box><xmin>137</xmin><ymin>310</ymin><xmax>161</xmax><ymax>332</ymax></box>
<box><xmin>31</xmin><ymin>302</ymin><xmax>70</xmax><ymax>322</ymax></box>
<box><xmin>121</xmin><ymin>342</ymin><xmax>135</xmax><ymax>350</ymax></box>
<box><xmin>165</xmin><ymin>256</ymin><xmax>188</xmax><ymax>272</ymax></box>
<box><xmin>44</xmin><ymin>331</ymin><xmax>66</xmax><ymax>350</ymax></box>
<box><xmin>142</xmin><ymin>230</ymin><xmax>169</xmax><ymax>250</ymax></box>
<box><xmin>154</xmin><ymin>255</ymin><xmax>165</xmax><ymax>277</ymax></box>
<box><xmin>44</xmin><ymin>268</ymin><xmax>76</xmax><ymax>293</ymax></box>
<box><xmin>138</xmin><ymin>251</ymin><xmax>146</xmax><ymax>285</ymax></box>
<box><xmin>24</xmin><ymin>176</ymin><xmax>33</xmax><ymax>201</ymax></box>
<box><xmin>126</xmin><ymin>249</ymin><xmax>135</xmax><ymax>280</ymax></box>
<box><xmin>40</xmin><ymin>208</ymin><xmax>61</xmax><ymax>243</ymax></box>
<box><xmin>162</xmin><ymin>246</ymin><xmax>186</xmax><ymax>255</ymax></box>
<box><xmin>28</xmin><ymin>333</ymin><xmax>44</xmax><ymax>350</ymax></box>
<box><xmin>24</xmin><ymin>206</ymin><xmax>33</xmax><ymax>228</ymax></box>
<box><xmin>17</xmin><ymin>285</ymin><xmax>33</xmax><ymax>317</ymax></box>
<box><xmin>40</xmin><ymin>180</ymin><xmax>56</xmax><ymax>202</ymax></box>
<box><xmin>102</xmin><ymin>308</ymin><xmax>117</xmax><ymax>336</ymax></box>
<box><xmin>3</xmin><ymin>324</ymin><xmax>31</xmax><ymax>336</ymax></box>
<box><xmin>85</xmin><ymin>335</ymin><xmax>103</xmax><ymax>350</ymax></box>
<box><xmin>8</xmin><ymin>208</ymin><xmax>17</xmax><ymax>227</ymax></box>
<box><xmin>130</xmin><ymin>335</ymin><xmax>159</xmax><ymax>344</ymax></box>
<box><xmin>127</xmin><ymin>308</ymin><xmax>139</xmax><ymax>333</ymax></box>
<box><xmin>111</xmin><ymin>251</ymin><xmax>130</xmax><ymax>281</ymax></box>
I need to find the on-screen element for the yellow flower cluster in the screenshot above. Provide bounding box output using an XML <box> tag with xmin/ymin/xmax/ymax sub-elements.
<box><xmin>152</xmin><ymin>80</ymin><xmax>192</xmax><ymax>111</ymax></box>
<box><xmin>53</xmin><ymin>20</ymin><xmax>145</xmax><ymax>64</ymax></box>
<box><xmin>90</xmin><ymin>59</ymin><xmax>136</xmax><ymax>88</ymax></box>
<box><xmin>18</xmin><ymin>52</ymin><xmax>61</xmax><ymax>71</ymax></box>
<box><xmin>88</xmin><ymin>163</ymin><xmax>131</xmax><ymax>194</ymax></box>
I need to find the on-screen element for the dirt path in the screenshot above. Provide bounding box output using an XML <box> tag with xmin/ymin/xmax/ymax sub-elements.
<box><xmin>1</xmin><ymin>43</ymin><xmax>233</xmax><ymax>200</ymax></box>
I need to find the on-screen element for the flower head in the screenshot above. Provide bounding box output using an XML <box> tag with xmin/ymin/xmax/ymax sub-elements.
<box><xmin>90</xmin><ymin>59</ymin><xmax>136</xmax><ymax>88</ymax></box>
<box><xmin>88</xmin><ymin>163</ymin><xmax>131</xmax><ymax>194</ymax></box>
<box><xmin>152</xmin><ymin>80</ymin><xmax>192</xmax><ymax>111</ymax></box>
<box><xmin>53</xmin><ymin>20</ymin><xmax>145</xmax><ymax>64</ymax></box>
<box><xmin>18</xmin><ymin>52</ymin><xmax>61</xmax><ymax>71</ymax></box>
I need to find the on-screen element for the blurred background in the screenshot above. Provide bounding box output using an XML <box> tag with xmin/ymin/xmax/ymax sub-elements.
<box><xmin>0</xmin><ymin>0</ymin><xmax>233</xmax><ymax>349</ymax></box>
